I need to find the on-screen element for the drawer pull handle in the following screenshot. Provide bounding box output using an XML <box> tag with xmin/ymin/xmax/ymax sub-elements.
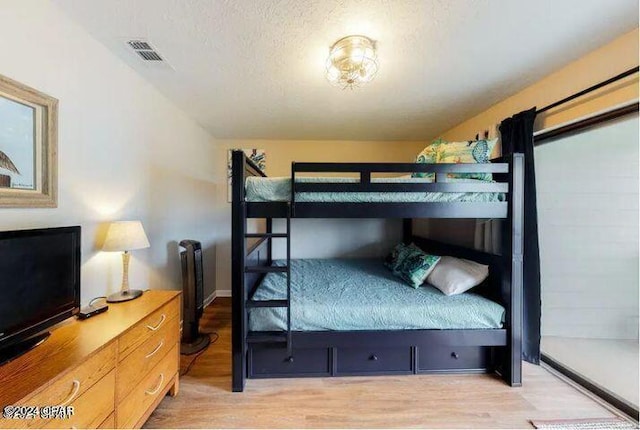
<box><xmin>59</xmin><ymin>379</ymin><xmax>81</xmax><ymax>407</ymax></box>
<box><xmin>146</xmin><ymin>314</ymin><xmax>166</xmax><ymax>331</ymax></box>
<box><xmin>145</xmin><ymin>373</ymin><xmax>165</xmax><ymax>396</ymax></box>
<box><xmin>145</xmin><ymin>340</ymin><xmax>165</xmax><ymax>358</ymax></box>
<box><xmin>369</xmin><ymin>355</ymin><xmax>378</xmax><ymax>361</ymax></box>
<box><xmin>285</xmin><ymin>356</ymin><xmax>294</xmax><ymax>363</ymax></box>
<box><xmin>451</xmin><ymin>352</ymin><xmax>459</xmax><ymax>359</ymax></box>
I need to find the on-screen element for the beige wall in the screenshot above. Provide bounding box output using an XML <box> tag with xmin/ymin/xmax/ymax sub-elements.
<box><xmin>424</xmin><ymin>28</ymin><xmax>639</xmax><ymax>247</ymax></box>
<box><xmin>215</xmin><ymin>140</ymin><xmax>427</xmax><ymax>177</ymax></box>
<box><xmin>442</xmin><ymin>28</ymin><xmax>639</xmax><ymax>143</ymax></box>
<box><xmin>212</xmin><ymin>139</ymin><xmax>427</xmax><ymax>295</ymax></box>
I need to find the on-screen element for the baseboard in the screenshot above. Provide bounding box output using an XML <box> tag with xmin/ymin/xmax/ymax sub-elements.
<box><xmin>203</xmin><ymin>290</ymin><xmax>231</xmax><ymax>308</ymax></box>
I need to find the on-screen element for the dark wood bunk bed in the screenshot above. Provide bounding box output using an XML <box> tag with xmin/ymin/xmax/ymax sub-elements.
<box><xmin>231</xmin><ymin>150</ymin><xmax>524</xmax><ymax>392</ymax></box>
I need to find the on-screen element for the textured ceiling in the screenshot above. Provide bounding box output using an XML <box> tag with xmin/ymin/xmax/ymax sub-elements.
<box><xmin>55</xmin><ymin>0</ymin><xmax>638</xmax><ymax>140</ymax></box>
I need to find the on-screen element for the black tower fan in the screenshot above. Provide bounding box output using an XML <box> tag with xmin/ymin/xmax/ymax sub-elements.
<box><xmin>179</xmin><ymin>240</ymin><xmax>210</xmax><ymax>355</ymax></box>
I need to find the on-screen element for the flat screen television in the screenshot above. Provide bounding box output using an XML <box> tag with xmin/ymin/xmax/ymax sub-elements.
<box><xmin>0</xmin><ymin>226</ymin><xmax>81</xmax><ymax>364</ymax></box>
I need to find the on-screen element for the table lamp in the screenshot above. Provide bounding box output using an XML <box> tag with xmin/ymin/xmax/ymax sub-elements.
<box><xmin>102</xmin><ymin>220</ymin><xmax>150</xmax><ymax>303</ymax></box>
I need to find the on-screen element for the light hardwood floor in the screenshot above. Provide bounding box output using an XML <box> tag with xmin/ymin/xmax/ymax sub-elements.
<box><xmin>145</xmin><ymin>298</ymin><xmax>618</xmax><ymax>429</ymax></box>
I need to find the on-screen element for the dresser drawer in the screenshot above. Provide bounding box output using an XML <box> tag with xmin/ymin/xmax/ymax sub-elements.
<box><xmin>43</xmin><ymin>370</ymin><xmax>115</xmax><ymax>429</ymax></box>
<box><xmin>118</xmin><ymin>297</ymin><xmax>180</xmax><ymax>361</ymax></box>
<box><xmin>249</xmin><ymin>346</ymin><xmax>330</xmax><ymax>377</ymax></box>
<box><xmin>28</xmin><ymin>343</ymin><xmax>115</xmax><ymax>407</ymax></box>
<box><xmin>116</xmin><ymin>315</ymin><xmax>179</xmax><ymax>402</ymax></box>
<box><xmin>0</xmin><ymin>344</ymin><xmax>116</xmax><ymax>429</ymax></box>
<box><xmin>417</xmin><ymin>345</ymin><xmax>492</xmax><ymax>372</ymax></box>
<box><xmin>116</xmin><ymin>344</ymin><xmax>178</xmax><ymax>429</ymax></box>
<box><xmin>337</xmin><ymin>347</ymin><xmax>412</xmax><ymax>375</ymax></box>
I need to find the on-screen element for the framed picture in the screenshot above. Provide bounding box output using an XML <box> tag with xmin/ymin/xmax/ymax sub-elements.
<box><xmin>0</xmin><ymin>74</ymin><xmax>58</xmax><ymax>208</ymax></box>
<box><xmin>227</xmin><ymin>148</ymin><xmax>266</xmax><ymax>202</ymax></box>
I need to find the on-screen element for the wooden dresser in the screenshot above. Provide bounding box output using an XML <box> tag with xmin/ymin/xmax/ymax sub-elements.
<box><xmin>0</xmin><ymin>290</ymin><xmax>181</xmax><ymax>429</ymax></box>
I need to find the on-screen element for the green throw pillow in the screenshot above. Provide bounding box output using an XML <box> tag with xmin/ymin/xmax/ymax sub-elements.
<box><xmin>385</xmin><ymin>243</ymin><xmax>441</xmax><ymax>288</ymax></box>
<box><xmin>412</xmin><ymin>137</ymin><xmax>497</xmax><ymax>181</ymax></box>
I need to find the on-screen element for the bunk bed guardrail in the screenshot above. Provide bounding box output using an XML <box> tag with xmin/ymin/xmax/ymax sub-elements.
<box><xmin>242</xmin><ymin>158</ymin><xmax>514</xmax><ymax>219</ymax></box>
<box><xmin>290</xmin><ymin>161</ymin><xmax>511</xmax><ymax>218</ymax></box>
<box><xmin>292</xmin><ymin>162</ymin><xmax>509</xmax><ymax>192</ymax></box>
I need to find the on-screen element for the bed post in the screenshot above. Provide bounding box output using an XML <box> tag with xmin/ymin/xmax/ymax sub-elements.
<box><xmin>402</xmin><ymin>218</ymin><xmax>413</xmax><ymax>244</ymax></box>
<box><xmin>290</xmin><ymin>161</ymin><xmax>296</xmax><ymax>217</ymax></box>
<box><xmin>231</xmin><ymin>150</ymin><xmax>247</xmax><ymax>392</ymax></box>
<box><xmin>502</xmin><ymin>153</ymin><xmax>524</xmax><ymax>386</ymax></box>
<box><xmin>266</xmin><ymin>218</ymin><xmax>273</xmax><ymax>265</ymax></box>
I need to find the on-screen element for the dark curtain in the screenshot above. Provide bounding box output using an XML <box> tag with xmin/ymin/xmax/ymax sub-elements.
<box><xmin>499</xmin><ymin>107</ymin><xmax>541</xmax><ymax>364</ymax></box>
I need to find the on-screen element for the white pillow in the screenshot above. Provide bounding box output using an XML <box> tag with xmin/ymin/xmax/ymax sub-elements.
<box><xmin>426</xmin><ymin>256</ymin><xmax>489</xmax><ymax>296</ymax></box>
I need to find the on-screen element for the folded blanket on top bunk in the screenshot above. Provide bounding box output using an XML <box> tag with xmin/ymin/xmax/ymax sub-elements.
<box><xmin>248</xmin><ymin>258</ymin><xmax>505</xmax><ymax>332</ymax></box>
<box><xmin>245</xmin><ymin>176</ymin><xmax>506</xmax><ymax>203</ymax></box>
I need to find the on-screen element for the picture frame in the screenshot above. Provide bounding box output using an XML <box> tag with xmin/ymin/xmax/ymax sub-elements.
<box><xmin>0</xmin><ymin>73</ymin><xmax>58</xmax><ymax>208</ymax></box>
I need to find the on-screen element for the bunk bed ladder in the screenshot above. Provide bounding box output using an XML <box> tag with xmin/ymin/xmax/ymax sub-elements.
<box><xmin>244</xmin><ymin>203</ymin><xmax>293</xmax><ymax>358</ymax></box>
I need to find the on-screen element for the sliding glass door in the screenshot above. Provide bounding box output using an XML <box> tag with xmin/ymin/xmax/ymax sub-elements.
<box><xmin>535</xmin><ymin>112</ymin><xmax>639</xmax><ymax>416</ymax></box>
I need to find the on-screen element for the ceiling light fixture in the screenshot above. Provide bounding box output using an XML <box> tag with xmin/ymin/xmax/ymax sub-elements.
<box><xmin>326</xmin><ymin>35</ymin><xmax>378</xmax><ymax>89</ymax></box>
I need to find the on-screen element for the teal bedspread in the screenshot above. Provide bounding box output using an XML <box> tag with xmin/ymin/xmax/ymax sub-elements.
<box><xmin>248</xmin><ymin>259</ymin><xmax>505</xmax><ymax>331</ymax></box>
<box><xmin>245</xmin><ymin>176</ymin><xmax>505</xmax><ymax>203</ymax></box>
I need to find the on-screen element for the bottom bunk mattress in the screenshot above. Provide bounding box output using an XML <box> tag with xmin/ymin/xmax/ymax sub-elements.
<box><xmin>248</xmin><ymin>258</ymin><xmax>505</xmax><ymax>332</ymax></box>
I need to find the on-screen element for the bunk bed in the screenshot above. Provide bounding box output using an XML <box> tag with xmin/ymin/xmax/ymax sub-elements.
<box><xmin>231</xmin><ymin>150</ymin><xmax>524</xmax><ymax>392</ymax></box>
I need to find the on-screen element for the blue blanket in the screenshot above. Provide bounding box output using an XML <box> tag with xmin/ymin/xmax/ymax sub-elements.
<box><xmin>248</xmin><ymin>258</ymin><xmax>505</xmax><ymax>331</ymax></box>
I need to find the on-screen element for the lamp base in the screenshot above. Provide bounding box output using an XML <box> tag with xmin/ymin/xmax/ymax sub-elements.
<box><xmin>106</xmin><ymin>289</ymin><xmax>144</xmax><ymax>303</ymax></box>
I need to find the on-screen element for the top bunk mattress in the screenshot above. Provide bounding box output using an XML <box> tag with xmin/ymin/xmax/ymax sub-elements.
<box><xmin>248</xmin><ymin>258</ymin><xmax>505</xmax><ymax>332</ymax></box>
<box><xmin>245</xmin><ymin>176</ymin><xmax>506</xmax><ymax>203</ymax></box>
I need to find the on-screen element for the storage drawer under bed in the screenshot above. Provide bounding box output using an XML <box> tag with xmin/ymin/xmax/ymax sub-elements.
<box><xmin>417</xmin><ymin>345</ymin><xmax>493</xmax><ymax>373</ymax></box>
<box><xmin>336</xmin><ymin>347</ymin><xmax>412</xmax><ymax>375</ymax></box>
<box><xmin>249</xmin><ymin>346</ymin><xmax>331</xmax><ymax>377</ymax></box>
<box><xmin>248</xmin><ymin>343</ymin><xmax>495</xmax><ymax>378</ymax></box>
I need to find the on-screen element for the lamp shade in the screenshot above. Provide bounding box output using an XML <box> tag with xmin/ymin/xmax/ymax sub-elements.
<box><xmin>102</xmin><ymin>220</ymin><xmax>150</xmax><ymax>252</ymax></box>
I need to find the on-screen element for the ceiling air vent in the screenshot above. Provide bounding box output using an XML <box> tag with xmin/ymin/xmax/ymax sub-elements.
<box><xmin>126</xmin><ymin>39</ymin><xmax>164</xmax><ymax>62</ymax></box>
<box><xmin>137</xmin><ymin>50</ymin><xmax>163</xmax><ymax>61</ymax></box>
<box><xmin>127</xmin><ymin>40</ymin><xmax>153</xmax><ymax>51</ymax></box>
